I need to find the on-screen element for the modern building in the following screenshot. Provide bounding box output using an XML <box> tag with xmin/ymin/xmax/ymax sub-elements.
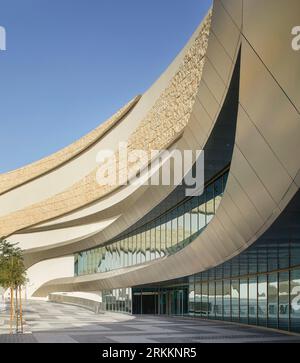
<box><xmin>1</xmin><ymin>0</ymin><xmax>300</xmax><ymax>334</ymax></box>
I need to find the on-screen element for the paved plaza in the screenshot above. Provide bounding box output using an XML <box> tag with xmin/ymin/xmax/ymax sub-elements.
<box><xmin>0</xmin><ymin>300</ymin><xmax>300</xmax><ymax>343</ymax></box>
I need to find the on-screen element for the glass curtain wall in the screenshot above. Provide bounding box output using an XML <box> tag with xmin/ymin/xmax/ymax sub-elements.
<box><xmin>102</xmin><ymin>288</ymin><xmax>132</xmax><ymax>314</ymax></box>
<box><xmin>75</xmin><ymin>171</ymin><xmax>228</xmax><ymax>276</ymax></box>
<box><xmin>127</xmin><ymin>234</ymin><xmax>300</xmax><ymax>334</ymax></box>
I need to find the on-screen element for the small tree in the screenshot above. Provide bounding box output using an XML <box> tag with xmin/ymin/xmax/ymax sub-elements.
<box><xmin>0</xmin><ymin>238</ymin><xmax>27</xmax><ymax>334</ymax></box>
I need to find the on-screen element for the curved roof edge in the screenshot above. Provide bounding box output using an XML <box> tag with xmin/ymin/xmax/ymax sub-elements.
<box><xmin>0</xmin><ymin>95</ymin><xmax>141</xmax><ymax>196</ymax></box>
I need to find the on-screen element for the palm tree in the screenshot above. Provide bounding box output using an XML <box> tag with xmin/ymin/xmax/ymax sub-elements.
<box><xmin>0</xmin><ymin>238</ymin><xmax>27</xmax><ymax>334</ymax></box>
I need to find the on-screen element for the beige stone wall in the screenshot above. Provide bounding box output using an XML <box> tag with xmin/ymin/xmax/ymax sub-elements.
<box><xmin>0</xmin><ymin>96</ymin><xmax>141</xmax><ymax>196</ymax></box>
<box><xmin>0</xmin><ymin>12</ymin><xmax>212</xmax><ymax>238</ymax></box>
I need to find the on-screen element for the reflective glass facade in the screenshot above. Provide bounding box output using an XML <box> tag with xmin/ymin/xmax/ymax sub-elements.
<box><xmin>130</xmin><ymin>190</ymin><xmax>300</xmax><ymax>334</ymax></box>
<box><xmin>102</xmin><ymin>288</ymin><xmax>132</xmax><ymax>314</ymax></box>
<box><xmin>74</xmin><ymin>171</ymin><xmax>228</xmax><ymax>276</ymax></box>
<box><xmin>131</xmin><ymin>261</ymin><xmax>300</xmax><ymax>334</ymax></box>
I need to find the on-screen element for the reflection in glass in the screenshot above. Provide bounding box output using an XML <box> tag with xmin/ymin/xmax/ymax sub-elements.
<box><xmin>160</xmin><ymin>220</ymin><xmax>166</xmax><ymax>257</ymax></box>
<box><xmin>279</xmin><ymin>272</ymin><xmax>289</xmax><ymax>331</ymax></box>
<box><xmin>240</xmin><ymin>279</ymin><xmax>248</xmax><ymax>324</ymax></box>
<box><xmin>75</xmin><ymin>172</ymin><xmax>227</xmax><ymax>276</ymax></box>
<box><xmin>206</xmin><ymin>185</ymin><xmax>214</xmax><ymax>224</ymax></box>
<box><xmin>188</xmin><ymin>276</ymin><xmax>195</xmax><ymax>316</ymax></box>
<box><xmin>231</xmin><ymin>280</ymin><xmax>239</xmax><ymax>322</ymax></box>
<box><xmin>195</xmin><ymin>276</ymin><xmax>201</xmax><ymax>317</ymax></box>
<box><xmin>258</xmin><ymin>275</ymin><xmax>267</xmax><ymax>326</ymax></box>
<box><xmin>249</xmin><ymin>278</ymin><xmax>257</xmax><ymax>325</ymax></box>
<box><xmin>215</xmin><ymin>281</ymin><xmax>223</xmax><ymax>320</ymax></box>
<box><xmin>166</xmin><ymin>219</ymin><xmax>172</xmax><ymax>250</ymax></box>
<box><xmin>201</xmin><ymin>281</ymin><xmax>208</xmax><ymax>317</ymax></box>
<box><xmin>172</xmin><ymin>210</ymin><xmax>178</xmax><ymax>247</ymax></box>
<box><xmin>268</xmin><ymin>273</ymin><xmax>278</xmax><ymax>329</ymax></box>
<box><xmin>184</xmin><ymin>204</ymin><xmax>191</xmax><ymax>240</ymax></box>
<box><xmin>141</xmin><ymin>232</ymin><xmax>146</xmax><ymax>264</ymax></box>
<box><xmin>291</xmin><ymin>269</ymin><xmax>300</xmax><ymax>333</ymax></box>
<box><xmin>208</xmin><ymin>281</ymin><xmax>216</xmax><ymax>319</ymax></box>
<box><xmin>223</xmin><ymin>280</ymin><xmax>231</xmax><ymax>320</ymax></box>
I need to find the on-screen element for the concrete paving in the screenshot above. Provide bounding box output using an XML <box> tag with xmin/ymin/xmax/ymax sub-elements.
<box><xmin>1</xmin><ymin>300</ymin><xmax>300</xmax><ymax>343</ymax></box>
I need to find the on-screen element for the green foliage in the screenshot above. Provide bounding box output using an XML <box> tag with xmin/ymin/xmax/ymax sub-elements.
<box><xmin>0</xmin><ymin>238</ymin><xmax>27</xmax><ymax>290</ymax></box>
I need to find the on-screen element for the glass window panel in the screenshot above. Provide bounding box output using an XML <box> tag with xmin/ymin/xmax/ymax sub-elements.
<box><xmin>104</xmin><ymin>246</ymin><xmax>109</xmax><ymax>272</ymax></box>
<box><xmin>145</xmin><ymin>229</ymin><xmax>151</xmax><ymax>262</ymax></box>
<box><xmin>248</xmin><ymin>249</ymin><xmax>257</xmax><ymax>275</ymax></box>
<box><xmin>223</xmin><ymin>280</ymin><xmax>231</xmax><ymax>321</ymax></box>
<box><xmin>268</xmin><ymin>273</ymin><xmax>278</xmax><ymax>329</ymax></box>
<box><xmin>240</xmin><ymin>279</ymin><xmax>248</xmax><ymax>324</ymax></box>
<box><xmin>189</xmin><ymin>276</ymin><xmax>195</xmax><ymax>316</ymax></box>
<box><xmin>171</xmin><ymin>209</ymin><xmax>178</xmax><ymax>247</ymax></box>
<box><xmin>155</xmin><ymin>221</ymin><xmax>161</xmax><ymax>259</ymax></box>
<box><xmin>184</xmin><ymin>204</ymin><xmax>191</xmax><ymax>240</ymax></box>
<box><xmin>258</xmin><ymin>275</ymin><xmax>267</xmax><ymax>327</ymax></box>
<box><xmin>249</xmin><ymin>277</ymin><xmax>257</xmax><ymax>325</ymax></box>
<box><xmin>116</xmin><ymin>241</ymin><xmax>121</xmax><ymax>269</ymax></box>
<box><xmin>201</xmin><ymin>281</ymin><xmax>208</xmax><ymax>317</ymax></box>
<box><xmin>198</xmin><ymin>194</ymin><xmax>206</xmax><ymax>230</ymax></box>
<box><xmin>111</xmin><ymin>245</ymin><xmax>115</xmax><ymax>270</ymax></box>
<box><xmin>208</xmin><ymin>281</ymin><xmax>216</xmax><ymax>319</ymax></box>
<box><xmin>132</xmin><ymin>235</ymin><xmax>137</xmax><ymax>266</ymax></box>
<box><xmin>279</xmin><ymin>272</ymin><xmax>289</xmax><ymax>331</ymax></box>
<box><xmin>258</xmin><ymin>244</ymin><xmax>268</xmax><ymax>273</ymax></box>
<box><xmin>160</xmin><ymin>220</ymin><xmax>166</xmax><ymax>257</ymax></box>
<box><xmin>125</xmin><ymin>237</ymin><xmax>129</xmax><ymax>267</ymax></box>
<box><xmin>208</xmin><ymin>269</ymin><xmax>215</xmax><ymax>281</ymax></box>
<box><xmin>166</xmin><ymin>217</ymin><xmax>172</xmax><ymax>250</ymax></box>
<box><xmin>136</xmin><ymin>233</ymin><xmax>141</xmax><ymax>265</ymax></box>
<box><xmin>120</xmin><ymin>240</ymin><xmax>125</xmax><ymax>268</ymax></box>
<box><xmin>206</xmin><ymin>185</ymin><xmax>214</xmax><ymax>224</ymax></box>
<box><xmin>195</xmin><ymin>276</ymin><xmax>201</xmax><ymax>317</ymax></box>
<box><xmin>177</xmin><ymin>206</ymin><xmax>184</xmax><ymax>243</ymax></box>
<box><xmin>291</xmin><ymin>269</ymin><xmax>300</xmax><ymax>333</ymax></box>
<box><xmin>215</xmin><ymin>280</ymin><xmax>223</xmax><ymax>320</ymax></box>
<box><xmin>141</xmin><ymin>231</ymin><xmax>146</xmax><ymax>263</ymax></box>
<box><xmin>87</xmin><ymin>251</ymin><xmax>91</xmax><ymax>274</ymax></box>
<box><xmin>98</xmin><ymin>249</ymin><xmax>103</xmax><ymax>273</ymax></box>
<box><xmin>215</xmin><ymin>265</ymin><xmax>223</xmax><ymax>280</ymax></box>
<box><xmin>240</xmin><ymin>255</ymin><xmax>248</xmax><ymax>276</ymax></box>
<box><xmin>231</xmin><ymin>256</ymin><xmax>240</xmax><ymax>278</ymax></box>
<box><xmin>190</xmin><ymin>197</ymin><xmax>199</xmax><ymax>235</ymax></box>
<box><xmin>109</xmin><ymin>245</ymin><xmax>113</xmax><ymax>271</ymax></box>
<box><xmin>74</xmin><ymin>254</ymin><xmax>79</xmax><ymax>276</ymax></box>
<box><xmin>85</xmin><ymin>251</ymin><xmax>90</xmax><ymax>274</ymax></box>
<box><xmin>90</xmin><ymin>250</ymin><xmax>95</xmax><ymax>273</ymax></box>
<box><xmin>223</xmin><ymin>263</ymin><xmax>231</xmax><ymax>279</ymax></box>
<box><xmin>279</xmin><ymin>241</ymin><xmax>289</xmax><ymax>270</ymax></box>
<box><xmin>268</xmin><ymin>243</ymin><xmax>278</xmax><ymax>272</ymax></box>
<box><xmin>231</xmin><ymin>280</ymin><xmax>240</xmax><ymax>322</ymax></box>
<box><xmin>291</xmin><ymin>240</ymin><xmax>300</xmax><ymax>267</ymax></box>
<box><xmin>78</xmin><ymin>253</ymin><xmax>83</xmax><ymax>276</ymax></box>
<box><xmin>151</xmin><ymin>224</ymin><xmax>156</xmax><ymax>260</ymax></box>
<box><xmin>128</xmin><ymin>236</ymin><xmax>133</xmax><ymax>267</ymax></box>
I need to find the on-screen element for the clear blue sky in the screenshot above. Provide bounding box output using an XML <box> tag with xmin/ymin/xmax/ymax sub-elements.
<box><xmin>0</xmin><ymin>0</ymin><xmax>212</xmax><ymax>173</ymax></box>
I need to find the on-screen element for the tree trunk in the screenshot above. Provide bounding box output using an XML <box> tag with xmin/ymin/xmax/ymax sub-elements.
<box><xmin>19</xmin><ymin>286</ymin><xmax>23</xmax><ymax>334</ymax></box>
<box><xmin>15</xmin><ymin>287</ymin><xmax>19</xmax><ymax>333</ymax></box>
<box><xmin>10</xmin><ymin>287</ymin><xmax>14</xmax><ymax>335</ymax></box>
